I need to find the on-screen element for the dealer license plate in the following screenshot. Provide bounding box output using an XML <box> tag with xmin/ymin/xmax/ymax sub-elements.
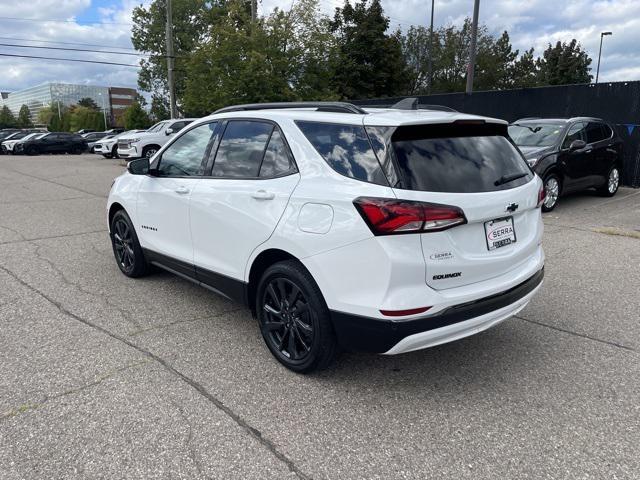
<box><xmin>484</xmin><ymin>217</ymin><xmax>516</xmax><ymax>251</ymax></box>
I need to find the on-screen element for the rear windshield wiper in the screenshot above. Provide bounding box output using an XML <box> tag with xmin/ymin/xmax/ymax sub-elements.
<box><xmin>494</xmin><ymin>172</ymin><xmax>528</xmax><ymax>186</ymax></box>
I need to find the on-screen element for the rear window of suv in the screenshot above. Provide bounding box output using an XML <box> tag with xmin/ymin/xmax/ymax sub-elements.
<box><xmin>390</xmin><ymin>123</ymin><xmax>533</xmax><ymax>193</ymax></box>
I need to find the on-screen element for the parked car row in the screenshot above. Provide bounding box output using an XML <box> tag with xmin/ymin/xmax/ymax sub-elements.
<box><xmin>0</xmin><ymin>130</ymin><xmax>88</xmax><ymax>155</ymax></box>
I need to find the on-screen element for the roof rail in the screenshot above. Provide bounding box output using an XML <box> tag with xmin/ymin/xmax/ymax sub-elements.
<box><xmin>513</xmin><ymin>117</ymin><xmax>541</xmax><ymax>122</ymax></box>
<box><xmin>420</xmin><ymin>104</ymin><xmax>458</xmax><ymax>113</ymax></box>
<box><xmin>213</xmin><ymin>102</ymin><xmax>367</xmax><ymax>115</ymax></box>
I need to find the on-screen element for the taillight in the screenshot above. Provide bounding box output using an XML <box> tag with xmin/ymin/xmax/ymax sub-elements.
<box><xmin>537</xmin><ymin>184</ymin><xmax>546</xmax><ymax>208</ymax></box>
<box><xmin>353</xmin><ymin>197</ymin><xmax>467</xmax><ymax>235</ymax></box>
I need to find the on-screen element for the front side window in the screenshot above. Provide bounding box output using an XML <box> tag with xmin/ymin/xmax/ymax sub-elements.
<box><xmin>212</xmin><ymin>121</ymin><xmax>273</xmax><ymax>178</ymax></box>
<box><xmin>157</xmin><ymin>122</ymin><xmax>217</xmax><ymax>176</ymax></box>
<box><xmin>296</xmin><ymin>121</ymin><xmax>388</xmax><ymax>185</ymax></box>
<box><xmin>563</xmin><ymin>123</ymin><xmax>586</xmax><ymax>149</ymax></box>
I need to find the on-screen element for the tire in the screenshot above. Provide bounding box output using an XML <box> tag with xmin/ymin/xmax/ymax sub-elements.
<box><xmin>597</xmin><ymin>165</ymin><xmax>620</xmax><ymax>197</ymax></box>
<box><xmin>103</xmin><ymin>153</ymin><xmax>112</xmax><ymax>159</ymax></box>
<box><xmin>256</xmin><ymin>260</ymin><xmax>338</xmax><ymax>373</ymax></box>
<box><xmin>142</xmin><ymin>145</ymin><xmax>159</xmax><ymax>159</ymax></box>
<box><xmin>89</xmin><ymin>146</ymin><xmax>95</xmax><ymax>153</ymax></box>
<box><xmin>112</xmin><ymin>145</ymin><xmax>119</xmax><ymax>159</ymax></box>
<box><xmin>71</xmin><ymin>145</ymin><xmax>83</xmax><ymax>155</ymax></box>
<box><xmin>542</xmin><ymin>173</ymin><xmax>561</xmax><ymax>212</ymax></box>
<box><xmin>25</xmin><ymin>146</ymin><xmax>38</xmax><ymax>156</ymax></box>
<box><xmin>109</xmin><ymin>209</ymin><xmax>150</xmax><ymax>278</ymax></box>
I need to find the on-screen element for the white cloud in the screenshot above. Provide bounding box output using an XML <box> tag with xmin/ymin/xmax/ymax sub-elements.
<box><xmin>0</xmin><ymin>0</ymin><xmax>636</xmax><ymax>94</ymax></box>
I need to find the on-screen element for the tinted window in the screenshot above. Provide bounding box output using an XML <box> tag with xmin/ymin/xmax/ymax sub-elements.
<box><xmin>602</xmin><ymin>124</ymin><xmax>613</xmax><ymax>139</ymax></box>
<box><xmin>170</xmin><ymin>121</ymin><xmax>190</xmax><ymax>132</ymax></box>
<box><xmin>585</xmin><ymin>122</ymin><xmax>606</xmax><ymax>144</ymax></box>
<box><xmin>212</xmin><ymin>121</ymin><xmax>273</xmax><ymax>178</ymax></box>
<box><xmin>296</xmin><ymin>121</ymin><xmax>388</xmax><ymax>185</ymax></box>
<box><xmin>157</xmin><ymin>122</ymin><xmax>217</xmax><ymax>176</ymax></box>
<box><xmin>563</xmin><ymin>123</ymin><xmax>586</xmax><ymax>149</ymax></box>
<box><xmin>392</xmin><ymin>127</ymin><xmax>532</xmax><ymax>193</ymax></box>
<box><xmin>259</xmin><ymin>129</ymin><xmax>296</xmax><ymax>177</ymax></box>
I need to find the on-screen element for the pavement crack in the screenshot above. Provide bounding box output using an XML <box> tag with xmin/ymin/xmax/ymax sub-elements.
<box><xmin>32</xmin><ymin>242</ymin><xmax>143</xmax><ymax>331</ymax></box>
<box><xmin>171</xmin><ymin>401</ymin><xmax>213</xmax><ymax>480</ymax></box>
<box><xmin>0</xmin><ymin>229</ymin><xmax>107</xmax><ymax>246</ymax></box>
<box><xmin>1</xmin><ymin>360</ymin><xmax>150</xmax><ymax>421</ymax></box>
<box><xmin>0</xmin><ymin>223</ymin><xmax>27</xmax><ymax>242</ymax></box>
<box><xmin>127</xmin><ymin>309</ymin><xmax>245</xmax><ymax>337</ymax></box>
<box><xmin>0</xmin><ymin>263</ymin><xmax>313</xmax><ymax>480</ymax></box>
<box><xmin>515</xmin><ymin>315</ymin><xmax>637</xmax><ymax>354</ymax></box>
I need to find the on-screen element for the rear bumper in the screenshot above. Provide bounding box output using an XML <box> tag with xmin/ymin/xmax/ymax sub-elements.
<box><xmin>330</xmin><ymin>267</ymin><xmax>544</xmax><ymax>354</ymax></box>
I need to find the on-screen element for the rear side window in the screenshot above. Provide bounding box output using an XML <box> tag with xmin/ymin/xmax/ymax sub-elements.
<box><xmin>212</xmin><ymin>121</ymin><xmax>273</xmax><ymax>178</ymax></box>
<box><xmin>259</xmin><ymin>129</ymin><xmax>296</xmax><ymax>178</ymax></box>
<box><xmin>391</xmin><ymin>124</ymin><xmax>533</xmax><ymax>193</ymax></box>
<box><xmin>296</xmin><ymin>121</ymin><xmax>388</xmax><ymax>186</ymax></box>
<box><xmin>585</xmin><ymin>122</ymin><xmax>606</xmax><ymax>144</ymax></box>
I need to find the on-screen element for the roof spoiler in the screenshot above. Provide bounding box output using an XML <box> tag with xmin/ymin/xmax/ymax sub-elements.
<box><xmin>390</xmin><ymin>98</ymin><xmax>458</xmax><ymax>112</ymax></box>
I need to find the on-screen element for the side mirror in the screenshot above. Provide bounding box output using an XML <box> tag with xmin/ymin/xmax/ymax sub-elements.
<box><xmin>569</xmin><ymin>139</ymin><xmax>586</xmax><ymax>151</ymax></box>
<box><xmin>127</xmin><ymin>157</ymin><xmax>150</xmax><ymax>175</ymax></box>
<box><xmin>165</xmin><ymin>128</ymin><xmax>174</xmax><ymax>136</ymax></box>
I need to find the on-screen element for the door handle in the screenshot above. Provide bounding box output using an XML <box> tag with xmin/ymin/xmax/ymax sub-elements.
<box><xmin>251</xmin><ymin>189</ymin><xmax>275</xmax><ymax>200</ymax></box>
<box><xmin>175</xmin><ymin>186</ymin><xmax>190</xmax><ymax>195</ymax></box>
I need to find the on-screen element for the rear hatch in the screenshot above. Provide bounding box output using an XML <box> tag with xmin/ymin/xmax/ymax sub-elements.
<box><xmin>370</xmin><ymin>120</ymin><xmax>541</xmax><ymax>290</ymax></box>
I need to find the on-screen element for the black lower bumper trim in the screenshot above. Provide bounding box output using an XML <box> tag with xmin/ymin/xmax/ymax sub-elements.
<box><xmin>330</xmin><ymin>268</ymin><xmax>544</xmax><ymax>353</ymax></box>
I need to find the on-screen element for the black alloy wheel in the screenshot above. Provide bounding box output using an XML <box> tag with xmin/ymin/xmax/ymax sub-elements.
<box><xmin>110</xmin><ymin>210</ymin><xmax>149</xmax><ymax>278</ymax></box>
<box><xmin>257</xmin><ymin>260</ymin><xmax>338</xmax><ymax>373</ymax></box>
<box><xmin>262</xmin><ymin>277</ymin><xmax>314</xmax><ymax>362</ymax></box>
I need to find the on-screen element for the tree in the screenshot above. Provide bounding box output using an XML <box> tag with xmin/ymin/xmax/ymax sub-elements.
<box><xmin>123</xmin><ymin>102</ymin><xmax>151</xmax><ymax>130</ymax></box>
<box><xmin>17</xmin><ymin>104</ymin><xmax>33</xmax><ymax>128</ymax></box>
<box><xmin>537</xmin><ymin>39</ymin><xmax>592</xmax><ymax>85</ymax></box>
<box><xmin>401</xmin><ymin>25</ymin><xmax>431</xmax><ymax>94</ymax></box>
<box><xmin>150</xmin><ymin>94</ymin><xmax>170</xmax><ymax>121</ymax></box>
<box><xmin>0</xmin><ymin>105</ymin><xmax>17</xmax><ymax>128</ymax></box>
<box><xmin>512</xmin><ymin>48</ymin><xmax>538</xmax><ymax>88</ymax></box>
<box><xmin>474</xmin><ymin>31</ymin><xmax>518</xmax><ymax>90</ymax></box>
<box><xmin>329</xmin><ymin>0</ymin><xmax>409</xmax><ymax>99</ymax></box>
<box><xmin>70</xmin><ymin>105</ymin><xmax>105</xmax><ymax>132</ymax></box>
<box><xmin>78</xmin><ymin>97</ymin><xmax>100</xmax><ymax>110</ymax></box>
<box><xmin>132</xmin><ymin>0</ymin><xmax>217</xmax><ymax>114</ymax></box>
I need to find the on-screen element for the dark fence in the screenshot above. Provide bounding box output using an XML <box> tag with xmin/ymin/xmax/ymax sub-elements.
<box><xmin>355</xmin><ymin>81</ymin><xmax>640</xmax><ymax>187</ymax></box>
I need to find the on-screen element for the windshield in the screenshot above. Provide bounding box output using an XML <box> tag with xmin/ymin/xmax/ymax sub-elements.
<box><xmin>508</xmin><ymin>123</ymin><xmax>563</xmax><ymax>147</ymax></box>
<box><xmin>32</xmin><ymin>133</ymin><xmax>47</xmax><ymax>140</ymax></box>
<box><xmin>18</xmin><ymin>133</ymin><xmax>39</xmax><ymax>141</ymax></box>
<box><xmin>146</xmin><ymin>122</ymin><xmax>167</xmax><ymax>133</ymax></box>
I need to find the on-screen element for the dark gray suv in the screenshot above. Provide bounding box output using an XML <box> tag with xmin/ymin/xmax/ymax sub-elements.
<box><xmin>509</xmin><ymin>117</ymin><xmax>623</xmax><ymax>211</ymax></box>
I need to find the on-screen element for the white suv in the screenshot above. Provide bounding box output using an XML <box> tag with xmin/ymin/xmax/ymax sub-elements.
<box><xmin>107</xmin><ymin>102</ymin><xmax>545</xmax><ymax>373</ymax></box>
<box><xmin>117</xmin><ymin>119</ymin><xmax>195</xmax><ymax>159</ymax></box>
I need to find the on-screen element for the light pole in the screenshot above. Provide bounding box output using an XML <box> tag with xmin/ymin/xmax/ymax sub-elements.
<box><xmin>427</xmin><ymin>0</ymin><xmax>435</xmax><ymax>95</ymax></box>
<box><xmin>98</xmin><ymin>92</ymin><xmax>108</xmax><ymax>129</ymax></box>
<box><xmin>465</xmin><ymin>0</ymin><xmax>480</xmax><ymax>94</ymax></box>
<box><xmin>595</xmin><ymin>31</ymin><xmax>612</xmax><ymax>84</ymax></box>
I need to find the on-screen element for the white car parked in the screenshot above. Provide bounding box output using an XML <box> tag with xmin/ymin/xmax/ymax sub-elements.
<box><xmin>116</xmin><ymin>119</ymin><xmax>195</xmax><ymax>159</ymax></box>
<box><xmin>1</xmin><ymin>132</ymin><xmax>45</xmax><ymax>154</ymax></box>
<box><xmin>93</xmin><ymin>130</ymin><xmax>146</xmax><ymax>159</ymax></box>
<box><xmin>107</xmin><ymin>101</ymin><xmax>545</xmax><ymax>373</ymax></box>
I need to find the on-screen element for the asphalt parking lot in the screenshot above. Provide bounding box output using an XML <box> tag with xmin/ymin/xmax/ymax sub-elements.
<box><xmin>1</xmin><ymin>153</ymin><xmax>639</xmax><ymax>479</ymax></box>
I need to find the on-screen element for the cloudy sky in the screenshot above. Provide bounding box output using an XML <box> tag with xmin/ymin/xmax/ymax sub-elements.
<box><xmin>0</xmin><ymin>0</ymin><xmax>637</xmax><ymax>94</ymax></box>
